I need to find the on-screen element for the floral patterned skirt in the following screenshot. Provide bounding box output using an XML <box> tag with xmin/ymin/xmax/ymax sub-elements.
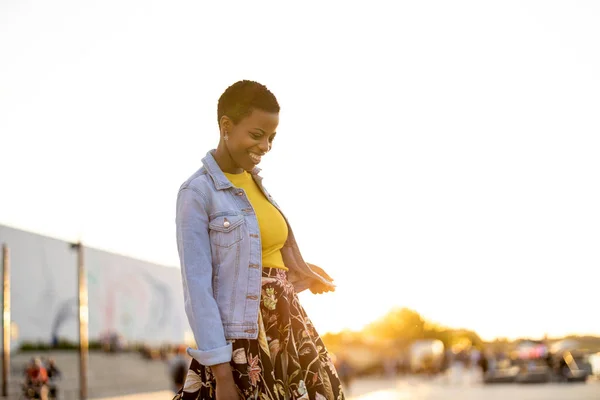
<box><xmin>174</xmin><ymin>268</ymin><xmax>345</xmax><ymax>400</ymax></box>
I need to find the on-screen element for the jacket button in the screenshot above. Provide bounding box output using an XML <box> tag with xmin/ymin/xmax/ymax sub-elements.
<box><xmin>244</xmin><ymin>329</ymin><xmax>256</xmax><ymax>334</ymax></box>
<box><xmin>250</xmin><ymin>234</ymin><xmax>259</xmax><ymax>238</ymax></box>
<box><xmin>236</xmin><ymin>191</ymin><xmax>243</xmax><ymax>196</ymax></box>
<box><xmin>247</xmin><ymin>295</ymin><xmax>258</xmax><ymax>300</ymax></box>
<box><xmin>223</xmin><ymin>220</ymin><xmax>230</xmax><ymax>228</ymax></box>
<box><xmin>249</xmin><ymin>264</ymin><xmax>260</xmax><ymax>269</ymax></box>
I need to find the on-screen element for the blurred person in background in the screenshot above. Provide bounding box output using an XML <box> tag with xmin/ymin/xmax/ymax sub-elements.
<box><xmin>24</xmin><ymin>358</ymin><xmax>49</xmax><ymax>400</ymax></box>
<box><xmin>45</xmin><ymin>357</ymin><xmax>62</xmax><ymax>399</ymax></box>
<box><xmin>45</xmin><ymin>358</ymin><xmax>61</xmax><ymax>380</ymax></box>
<box><xmin>336</xmin><ymin>354</ymin><xmax>355</xmax><ymax>395</ymax></box>
<box><xmin>168</xmin><ymin>345</ymin><xmax>189</xmax><ymax>393</ymax></box>
<box><xmin>478</xmin><ymin>349</ymin><xmax>490</xmax><ymax>377</ymax></box>
<box><xmin>441</xmin><ymin>348</ymin><xmax>453</xmax><ymax>383</ymax></box>
<box><xmin>174</xmin><ymin>80</ymin><xmax>343</xmax><ymax>400</ymax></box>
<box><xmin>383</xmin><ymin>356</ymin><xmax>397</xmax><ymax>378</ymax></box>
<box><xmin>469</xmin><ymin>347</ymin><xmax>481</xmax><ymax>383</ymax></box>
<box><xmin>450</xmin><ymin>348</ymin><xmax>468</xmax><ymax>385</ymax></box>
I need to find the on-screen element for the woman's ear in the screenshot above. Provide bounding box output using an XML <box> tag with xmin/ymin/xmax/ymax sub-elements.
<box><xmin>219</xmin><ymin>115</ymin><xmax>234</xmax><ymax>137</ymax></box>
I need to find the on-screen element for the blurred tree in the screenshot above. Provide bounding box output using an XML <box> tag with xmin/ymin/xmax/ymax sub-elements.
<box><xmin>364</xmin><ymin>307</ymin><xmax>425</xmax><ymax>343</ymax></box>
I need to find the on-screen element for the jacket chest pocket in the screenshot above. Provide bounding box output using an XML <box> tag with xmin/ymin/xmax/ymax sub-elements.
<box><xmin>209</xmin><ymin>215</ymin><xmax>245</xmax><ymax>248</ymax></box>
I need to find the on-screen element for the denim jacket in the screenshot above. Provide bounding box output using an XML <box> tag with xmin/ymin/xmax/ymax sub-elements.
<box><xmin>175</xmin><ymin>150</ymin><xmax>331</xmax><ymax>366</ymax></box>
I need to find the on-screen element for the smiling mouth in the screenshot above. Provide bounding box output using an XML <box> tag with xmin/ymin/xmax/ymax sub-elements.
<box><xmin>249</xmin><ymin>153</ymin><xmax>262</xmax><ymax>164</ymax></box>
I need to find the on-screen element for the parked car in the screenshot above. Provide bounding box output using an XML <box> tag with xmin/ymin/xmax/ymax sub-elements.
<box><xmin>483</xmin><ymin>356</ymin><xmax>519</xmax><ymax>384</ymax></box>
<box><xmin>549</xmin><ymin>339</ymin><xmax>592</xmax><ymax>382</ymax></box>
<box><xmin>513</xmin><ymin>340</ymin><xmax>551</xmax><ymax>383</ymax></box>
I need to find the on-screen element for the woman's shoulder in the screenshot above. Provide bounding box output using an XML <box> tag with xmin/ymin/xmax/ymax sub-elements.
<box><xmin>179</xmin><ymin>166</ymin><xmax>211</xmax><ymax>193</ymax></box>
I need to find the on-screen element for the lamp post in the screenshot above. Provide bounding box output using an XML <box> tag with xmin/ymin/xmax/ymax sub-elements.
<box><xmin>71</xmin><ymin>242</ymin><xmax>88</xmax><ymax>400</ymax></box>
<box><xmin>1</xmin><ymin>244</ymin><xmax>10</xmax><ymax>398</ymax></box>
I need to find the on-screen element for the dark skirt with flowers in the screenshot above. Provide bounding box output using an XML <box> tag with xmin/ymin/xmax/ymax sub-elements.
<box><xmin>174</xmin><ymin>268</ymin><xmax>345</xmax><ymax>400</ymax></box>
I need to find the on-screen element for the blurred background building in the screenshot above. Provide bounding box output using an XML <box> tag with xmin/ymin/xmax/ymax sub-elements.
<box><xmin>0</xmin><ymin>224</ymin><xmax>190</xmax><ymax>351</ymax></box>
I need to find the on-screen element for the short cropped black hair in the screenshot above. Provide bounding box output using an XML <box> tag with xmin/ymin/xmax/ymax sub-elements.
<box><xmin>217</xmin><ymin>80</ymin><xmax>280</xmax><ymax>126</ymax></box>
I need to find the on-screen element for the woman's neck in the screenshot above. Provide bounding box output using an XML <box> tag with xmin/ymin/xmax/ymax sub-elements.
<box><xmin>213</xmin><ymin>145</ymin><xmax>244</xmax><ymax>174</ymax></box>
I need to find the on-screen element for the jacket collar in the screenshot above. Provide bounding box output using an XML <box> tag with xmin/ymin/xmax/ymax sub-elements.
<box><xmin>202</xmin><ymin>150</ymin><xmax>262</xmax><ymax>190</ymax></box>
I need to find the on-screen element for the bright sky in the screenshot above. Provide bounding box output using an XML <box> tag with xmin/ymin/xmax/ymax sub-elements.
<box><xmin>1</xmin><ymin>0</ymin><xmax>599</xmax><ymax>341</ymax></box>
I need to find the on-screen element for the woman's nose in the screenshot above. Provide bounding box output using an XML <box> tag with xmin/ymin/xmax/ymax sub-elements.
<box><xmin>258</xmin><ymin>138</ymin><xmax>270</xmax><ymax>153</ymax></box>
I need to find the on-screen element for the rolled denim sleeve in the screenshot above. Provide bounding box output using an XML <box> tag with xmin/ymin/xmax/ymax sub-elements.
<box><xmin>176</xmin><ymin>187</ymin><xmax>232</xmax><ymax>366</ymax></box>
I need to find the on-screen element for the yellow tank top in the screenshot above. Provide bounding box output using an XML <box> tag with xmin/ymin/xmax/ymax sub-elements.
<box><xmin>224</xmin><ymin>171</ymin><xmax>289</xmax><ymax>270</ymax></box>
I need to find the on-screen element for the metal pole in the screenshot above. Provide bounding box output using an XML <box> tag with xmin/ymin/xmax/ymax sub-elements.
<box><xmin>72</xmin><ymin>242</ymin><xmax>88</xmax><ymax>400</ymax></box>
<box><xmin>2</xmin><ymin>245</ymin><xmax>10</xmax><ymax>398</ymax></box>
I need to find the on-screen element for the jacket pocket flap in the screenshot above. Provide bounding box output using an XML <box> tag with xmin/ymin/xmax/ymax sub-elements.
<box><xmin>209</xmin><ymin>215</ymin><xmax>244</xmax><ymax>233</ymax></box>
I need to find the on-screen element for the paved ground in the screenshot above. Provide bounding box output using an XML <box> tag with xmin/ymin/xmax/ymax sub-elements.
<box><xmin>95</xmin><ymin>376</ymin><xmax>600</xmax><ymax>400</ymax></box>
<box><xmin>3</xmin><ymin>351</ymin><xmax>173</xmax><ymax>399</ymax></box>
<box><xmin>95</xmin><ymin>391</ymin><xmax>174</xmax><ymax>400</ymax></box>
<box><xmin>4</xmin><ymin>352</ymin><xmax>599</xmax><ymax>400</ymax></box>
<box><xmin>344</xmin><ymin>376</ymin><xmax>600</xmax><ymax>400</ymax></box>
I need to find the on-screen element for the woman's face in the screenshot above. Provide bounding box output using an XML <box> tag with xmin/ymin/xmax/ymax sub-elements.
<box><xmin>223</xmin><ymin>109</ymin><xmax>279</xmax><ymax>171</ymax></box>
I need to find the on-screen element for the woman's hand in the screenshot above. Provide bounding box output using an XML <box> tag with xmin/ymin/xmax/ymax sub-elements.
<box><xmin>216</xmin><ymin>379</ymin><xmax>239</xmax><ymax>400</ymax></box>
<box><xmin>307</xmin><ymin>263</ymin><xmax>336</xmax><ymax>294</ymax></box>
<box><xmin>310</xmin><ymin>280</ymin><xmax>336</xmax><ymax>294</ymax></box>
<box><xmin>212</xmin><ymin>363</ymin><xmax>240</xmax><ymax>400</ymax></box>
<box><xmin>307</xmin><ymin>263</ymin><xmax>334</xmax><ymax>282</ymax></box>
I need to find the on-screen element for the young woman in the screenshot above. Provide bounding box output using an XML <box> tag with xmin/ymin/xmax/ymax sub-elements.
<box><xmin>175</xmin><ymin>80</ymin><xmax>344</xmax><ymax>400</ymax></box>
